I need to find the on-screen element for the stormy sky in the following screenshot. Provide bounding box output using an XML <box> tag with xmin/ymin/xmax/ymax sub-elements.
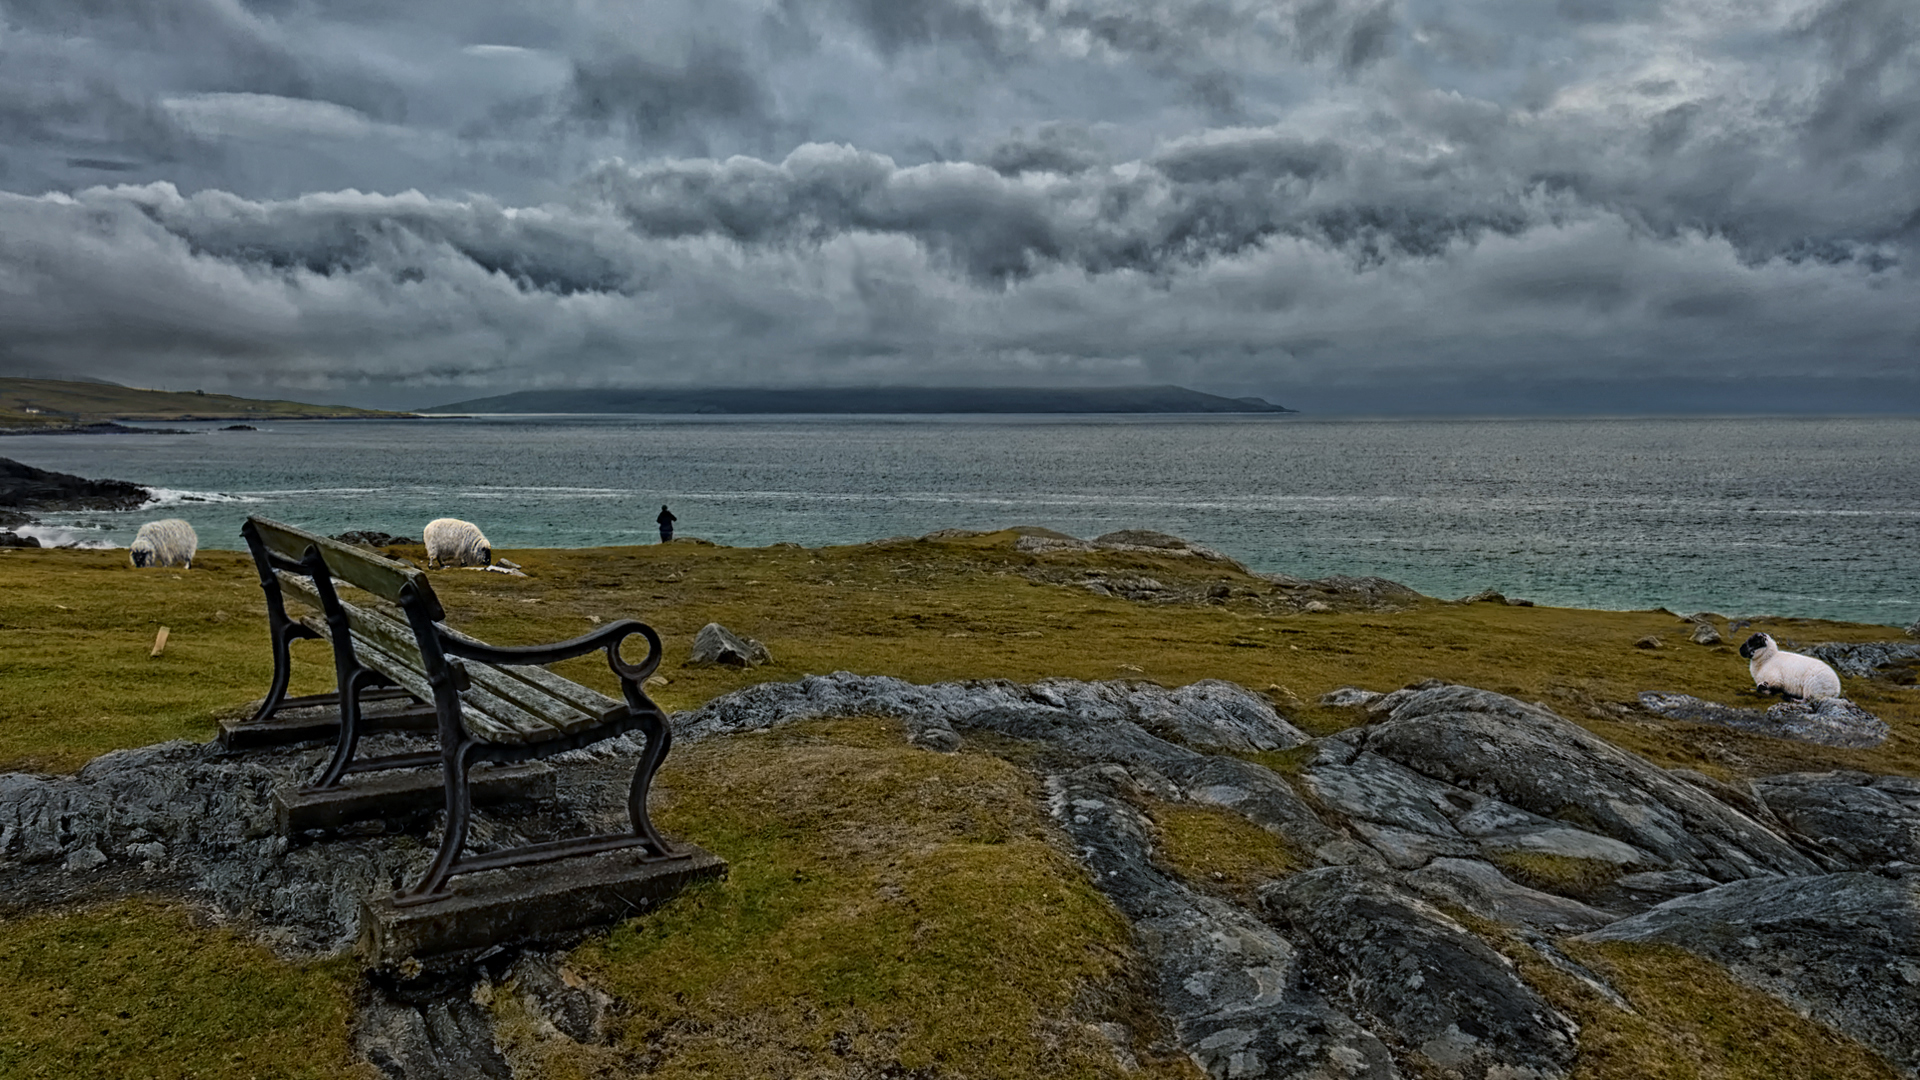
<box><xmin>0</xmin><ymin>0</ymin><xmax>1915</xmax><ymax>412</ymax></box>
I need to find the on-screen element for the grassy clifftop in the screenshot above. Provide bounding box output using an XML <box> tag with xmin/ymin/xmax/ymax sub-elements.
<box><xmin>0</xmin><ymin>377</ymin><xmax>411</xmax><ymax>428</ymax></box>
<box><xmin>1</xmin><ymin>530</ymin><xmax>1914</xmax><ymax>1079</ymax></box>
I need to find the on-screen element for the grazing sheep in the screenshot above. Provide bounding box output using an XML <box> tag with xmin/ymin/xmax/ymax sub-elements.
<box><xmin>129</xmin><ymin>518</ymin><xmax>198</xmax><ymax>569</ymax></box>
<box><xmin>1739</xmin><ymin>633</ymin><xmax>1842</xmax><ymax>700</ymax></box>
<box><xmin>423</xmin><ymin>517</ymin><xmax>491</xmax><ymax>569</ymax></box>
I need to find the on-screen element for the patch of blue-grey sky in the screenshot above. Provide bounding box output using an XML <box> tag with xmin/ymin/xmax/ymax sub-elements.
<box><xmin>0</xmin><ymin>0</ymin><xmax>1914</xmax><ymax>410</ymax></box>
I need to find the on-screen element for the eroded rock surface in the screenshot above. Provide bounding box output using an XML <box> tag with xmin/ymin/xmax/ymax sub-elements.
<box><xmin>1753</xmin><ymin>771</ymin><xmax>1920</xmax><ymax>870</ymax></box>
<box><xmin>1583</xmin><ymin>873</ymin><xmax>1920</xmax><ymax>1077</ymax></box>
<box><xmin>1639</xmin><ymin>691</ymin><xmax>1890</xmax><ymax>749</ymax></box>
<box><xmin>1263</xmin><ymin>866</ymin><xmax>1578</xmax><ymax>1080</ymax></box>
<box><xmin>1345</xmin><ymin>686</ymin><xmax>1820</xmax><ymax>881</ymax></box>
<box><xmin>7</xmin><ymin>673</ymin><xmax>1918</xmax><ymax>1078</ymax></box>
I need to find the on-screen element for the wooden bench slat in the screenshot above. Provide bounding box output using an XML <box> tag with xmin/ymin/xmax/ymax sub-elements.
<box><xmin>252</xmin><ymin>516</ymin><xmax>443</xmax><ymax>620</ymax></box>
<box><xmin>299</xmin><ymin>613</ymin><xmax>573</xmax><ymax>745</ymax></box>
<box><xmin>279</xmin><ymin>571</ymin><xmax>618</xmax><ymax>728</ymax></box>
<box><xmin>438</xmin><ymin>625</ymin><xmax>624</xmax><ymax>717</ymax></box>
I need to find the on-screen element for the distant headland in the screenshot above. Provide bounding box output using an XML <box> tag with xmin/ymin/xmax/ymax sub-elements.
<box><xmin>424</xmin><ymin>385</ymin><xmax>1295</xmax><ymax>415</ymax></box>
<box><xmin>0</xmin><ymin>378</ymin><xmax>412</xmax><ymax>431</ymax></box>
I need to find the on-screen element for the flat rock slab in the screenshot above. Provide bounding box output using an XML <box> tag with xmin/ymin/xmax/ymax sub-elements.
<box><xmin>276</xmin><ymin>763</ymin><xmax>555</xmax><ymax>835</ymax></box>
<box><xmin>360</xmin><ymin>844</ymin><xmax>726</xmax><ymax>972</ymax></box>
<box><xmin>219</xmin><ymin>690</ymin><xmax>435</xmax><ymax>750</ymax></box>
<box><xmin>1638</xmin><ymin>692</ymin><xmax>1889</xmax><ymax>748</ymax></box>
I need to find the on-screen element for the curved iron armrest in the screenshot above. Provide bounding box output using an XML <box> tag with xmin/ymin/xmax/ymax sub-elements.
<box><xmin>438</xmin><ymin>619</ymin><xmax>665</xmax><ymax>693</ymax></box>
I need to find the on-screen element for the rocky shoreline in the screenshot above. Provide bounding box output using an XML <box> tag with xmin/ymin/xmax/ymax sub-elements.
<box><xmin>3</xmin><ymin>673</ymin><xmax>1916</xmax><ymax>1078</ymax></box>
<box><xmin>0</xmin><ymin>455</ymin><xmax>151</xmax><ymax>538</ymax></box>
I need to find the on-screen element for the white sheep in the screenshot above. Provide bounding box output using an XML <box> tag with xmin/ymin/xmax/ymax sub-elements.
<box><xmin>1738</xmin><ymin>633</ymin><xmax>1842</xmax><ymax>700</ymax></box>
<box><xmin>129</xmin><ymin>518</ymin><xmax>198</xmax><ymax>569</ymax></box>
<box><xmin>423</xmin><ymin>517</ymin><xmax>492</xmax><ymax>569</ymax></box>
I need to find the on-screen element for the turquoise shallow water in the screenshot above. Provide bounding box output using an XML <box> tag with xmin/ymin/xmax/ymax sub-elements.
<box><xmin>7</xmin><ymin>414</ymin><xmax>1916</xmax><ymax>625</ymax></box>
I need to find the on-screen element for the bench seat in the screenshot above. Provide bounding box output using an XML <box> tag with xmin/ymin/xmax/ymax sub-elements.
<box><xmin>277</xmin><ymin>571</ymin><xmax>621</xmax><ymax>744</ymax></box>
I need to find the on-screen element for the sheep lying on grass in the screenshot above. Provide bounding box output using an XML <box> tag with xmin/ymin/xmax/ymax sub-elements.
<box><xmin>1739</xmin><ymin>633</ymin><xmax>1842</xmax><ymax>700</ymax></box>
<box><xmin>128</xmin><ymin>519</ymin><xmax>197</xmax><ymax>569</ymax></box>
<box><xmin>423</xmin><ymin>517</ymin><xmax>491</xmax><ymax>569</ymax></box>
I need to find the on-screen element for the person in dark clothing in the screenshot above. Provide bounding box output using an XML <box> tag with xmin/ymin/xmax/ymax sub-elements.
<box><xmin>656</xmin><ymin>505</ymin><xmax>676</xmax><ymax>543</ymax></box>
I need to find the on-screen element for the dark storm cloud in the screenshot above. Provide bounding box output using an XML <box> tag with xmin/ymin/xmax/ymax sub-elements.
<box><xmin>0</xmin><ymin>0</ymin><xmax>1916</xmax><ymax>408</ymax></box>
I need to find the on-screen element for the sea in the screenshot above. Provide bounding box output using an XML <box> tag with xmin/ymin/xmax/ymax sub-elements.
<box><xmin>5</xmin><ymin>414</ymin><xmax>1916</xmax><ymax>626</ymax></box>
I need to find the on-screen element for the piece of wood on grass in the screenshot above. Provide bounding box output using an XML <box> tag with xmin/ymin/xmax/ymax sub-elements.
<box><xmin>150</xmin><ymin>625</ymin><xmax>169</xmax><ymax>658</ymax></box>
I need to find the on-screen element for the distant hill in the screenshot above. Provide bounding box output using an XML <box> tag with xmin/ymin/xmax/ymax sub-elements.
<box><xmin>426</xmin><ymin>385</ymin><xmax>1294</xmax><ymax>415</ymax></box>
<box><xmin>0</xmin><ymin>378</ymin><xmax>413</xmax><ymax>428</ymax></box>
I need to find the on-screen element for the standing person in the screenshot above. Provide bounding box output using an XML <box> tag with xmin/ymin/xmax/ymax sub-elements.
<box><xmin>656</xmin><ymin>504</ymin><xmax>677</xmax><ymax>543</ymax></box>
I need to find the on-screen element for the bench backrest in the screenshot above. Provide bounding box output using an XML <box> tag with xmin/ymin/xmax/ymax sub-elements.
<box><xmin>245</xmin><ymin>516</ymin><xmax>445</xmax><ymax>622</ymax></box>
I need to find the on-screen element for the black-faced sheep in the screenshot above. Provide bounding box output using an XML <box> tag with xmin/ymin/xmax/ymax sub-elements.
<box><xmin>1739</xmin><ymin>632</ymin><xmax>1842</xmax><ymax>700</ymax></box>
<box><xmin>423</xmin><ymin>517</ymin><xmax>491</xmax><ymax>568</ymax></box>
<box><xmin>129</xmin><ymin>518</ymin><xmax>198</xmax><ymax>569</ymax></box>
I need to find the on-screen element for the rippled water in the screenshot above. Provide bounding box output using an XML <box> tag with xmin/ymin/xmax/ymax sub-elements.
<box><xmin>7</xmin><ymin>414</ymin><xmax>1916</xmax><ymax>625</ymax></box>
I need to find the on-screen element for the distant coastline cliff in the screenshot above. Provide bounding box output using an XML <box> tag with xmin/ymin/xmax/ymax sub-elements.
<box><xmin>424</xmin><ymin>385</ymin><xmax>1295</xmax><ymax>415</ymax></box>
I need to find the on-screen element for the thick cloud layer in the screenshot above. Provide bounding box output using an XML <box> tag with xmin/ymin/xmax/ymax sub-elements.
<box><xmin>0</xmin><ymin>0</ymin><xmax>1915</xmax><ymax>409</ymax></box>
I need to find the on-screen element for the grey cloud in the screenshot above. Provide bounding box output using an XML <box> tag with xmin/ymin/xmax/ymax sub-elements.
<box><xmin>2</xmin><ymin>157</ymin><xmax>1912</xmax><ymax>403</ymax></box>
<box><xmin>568</xmin><ymin>44</ymin><xmax>775</xmax><ymax>147</ymax></box>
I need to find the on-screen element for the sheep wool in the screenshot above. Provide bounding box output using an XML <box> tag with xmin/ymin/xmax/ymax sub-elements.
<box><xmin>129</xmin><ymin>518</ymin><xmax>198</xmax><ymax>569</ymax></box>
<box><xmin>423</xmin><ymin>517</ymin><xmax>492</xmax><ymax>568</ymax></box>
<box><xmin>1739</xmin><ymin>633</ymin><xmax>1842</xmax><ymax>700</ymax></box>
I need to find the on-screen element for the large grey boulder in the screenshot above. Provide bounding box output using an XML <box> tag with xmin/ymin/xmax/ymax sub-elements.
<box><xmin>1346</xmin><ymin>686</ymin><xmax>1819</xmax><ymax>881</ymax></box>
<box><xmin>687</xmin><ymin>622</ymin><xmax>771</xmax><ymax>667</ymax></box>
<box><xmin>1582</xmin><ymin>873</ymin><xmax>1920</xmax><ymax>1077</ymax></box>
<box><xmin>1638</xmin><ymin>692</ymin><xmax>1890</xmax><ymax>749</ymax></box>
<box><xmin>1262</xmin><ymin>866</ymin><xmax>1579</xmax><ymax>1079</ymax></box>
<box><xmin>1753</xmin><ymin>771</ymin><xmax>1920</xmax><ymax>870</ymax></box>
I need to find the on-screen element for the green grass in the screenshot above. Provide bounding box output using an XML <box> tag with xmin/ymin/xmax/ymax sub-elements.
<box><xmin>0</xmin><ymin>900</ymin><xmax>369</xmax><ymax>1080</ymax></box>
<box><xmin>5</xmin><ymin>533</ymin><xmax>1912</xmax><ymax>782</ymax></box>
<box><xmin>499</xmin><ymin>718</ymin><xmax>1194</xmax><ymax>1079</ymax></box>
<box><xmin>1147</xmin><ymin>801</ymin><xmax>1302</xmax><ymax>905</ymax></box>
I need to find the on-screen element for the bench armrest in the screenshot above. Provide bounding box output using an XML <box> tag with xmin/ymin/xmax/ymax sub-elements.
<box><xmin>439</xmin><ymin>620</ymin><xmax>663</xmax><ymax>684</ymax></box>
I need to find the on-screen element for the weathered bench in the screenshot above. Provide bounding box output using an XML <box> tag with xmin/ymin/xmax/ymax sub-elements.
<box><xmin>239</xmin><ymin>515</ymin><xmax>687</xmax><ymax>905</ymax></box>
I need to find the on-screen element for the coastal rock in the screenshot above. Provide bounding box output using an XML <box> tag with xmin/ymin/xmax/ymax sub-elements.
<box><xmin>1349</xmin><ymin>686</ymin><xmax>1819</xmax><ymax>881</ymax></box>
<box><xmin>1320</xmin><ymin>687</ymin><xmax>1383</xmax><ymax>708</ymax></box>
<box><xmin>686</xmin><ymin>622</ymin><xmax>771</xmax><ymax>667</ymax></box>
<box><xmin>0</xmin><ymin>456</ymin><xmax>148</xmax><ymax>513</ymax></box>
<box><xmin>1638</xmin><ymin>692</ymin><xmax>1890</xmax><ymax>749</ymax></box>
<box><xmin>1261</xmin><ymin>573</ymin><xmax>1424</xmax><ymax>612</ymax></box>
<box><xmin>1690</xmin><ymin>621</ymin><xmax>1723</xmax><ymax>645</ymax></box>
<box><xmin>334</xmin><ymin>530</ymin><xmax>417</xmax><ymax>548</ymax></box>
<box><xmin>1803</xmin><ymin>640</ymin><xmax>1920</xmax><ymax>678</ymax></box>
<box><xmin>1752</xmin><ymin>772</ymin><xmax>1920</xmax><ymax>870</ymax></box>
<box><xmin>1581</xmin><ymin>873</ymin><xmax>1920</xmax><ymax>1077</ymax></box>
<box><xmin>1091</xmin><ymin>529</ymin><xmax>1247</xmax><ymax>569</ymax></box>
<box><xmin>0</xmin><ymin>530</ymin><xmax>40</xmax><ymax>548</ymax></box>
<box><xmin>1262</xmin><ymin>865</ymin><xmax>1579</xmax><ymax>1079</ymax></box>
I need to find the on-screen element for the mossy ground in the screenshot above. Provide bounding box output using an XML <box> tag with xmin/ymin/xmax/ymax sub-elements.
<box><xmin>0</xmin><ymin>900</ymin><xmax>368</xmax><ymax>1080</ymax></box>
<box><xmin>499</xmin><ymin>717</ymin><xmax>1193</xmax><ymax>1079</ymax></box>
<box><xmin>2</xmin><ymin>533</ymin><xmax>1916</xmax><ymax>1078</ymax></box>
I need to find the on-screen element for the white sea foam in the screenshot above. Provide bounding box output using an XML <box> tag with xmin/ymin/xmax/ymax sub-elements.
<box><xmin>141</xmin><ymin>486</ymin><xmax>259</xmax><ymax>507</ymax></box>
<box><xmin>16</xmin><ymin>524</ymin><xmax>119</xmax><ymax>549</ymax></box>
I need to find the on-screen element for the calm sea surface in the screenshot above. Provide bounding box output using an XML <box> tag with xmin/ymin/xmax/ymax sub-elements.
<box><xmin>7</xmin><ymin>414</ymin><xmax>1916</xmax><ymax>626</ymax></box>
